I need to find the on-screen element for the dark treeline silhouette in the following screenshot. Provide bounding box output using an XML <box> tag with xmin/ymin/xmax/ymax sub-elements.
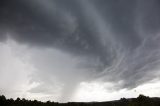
<box><xmin>1</xmin><ymin>94</ymin><xmax>160</xmax><ymax>106</ymax></box>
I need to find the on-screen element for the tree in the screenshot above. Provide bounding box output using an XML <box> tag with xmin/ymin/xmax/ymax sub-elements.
<box><xmin>0</xmin><ymin>95</ymin><xmax>6</xmax><ymax>105</ymax></box>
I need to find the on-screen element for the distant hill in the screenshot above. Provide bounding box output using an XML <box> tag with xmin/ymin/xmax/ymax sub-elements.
<box><xmin>1</xmin><ymin>94</ymin><xmax>160</xmax><ymax>106</ymax></box>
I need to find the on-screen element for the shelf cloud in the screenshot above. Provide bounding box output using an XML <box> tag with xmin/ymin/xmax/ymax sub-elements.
<box><xmin>0</xmin><ymin>0</ymin><xmax>160</xmax><ymax>102</ymax></box>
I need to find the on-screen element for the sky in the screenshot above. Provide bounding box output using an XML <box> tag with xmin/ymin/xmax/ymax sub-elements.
<box><xmin>0</xmin><ymin>0</ymin><xmax>160</xmax><ymax>103</ymax></box>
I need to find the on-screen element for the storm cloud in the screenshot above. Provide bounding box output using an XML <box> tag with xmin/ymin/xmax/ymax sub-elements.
<box><xmin>0</xmin><ymin>0</ymin><xmax>160</xmax><ymax>102</ymax></box>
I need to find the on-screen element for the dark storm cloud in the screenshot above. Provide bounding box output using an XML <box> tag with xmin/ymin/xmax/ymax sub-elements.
<box><xmin>0</xmin><ymin>0</ymin><xmax>114</xmax><ymax>70</ymax></box>
<box><xmin>1</xmin><ymin>0</ymin><xmax>160</xmax><ymax>90</ymax></box>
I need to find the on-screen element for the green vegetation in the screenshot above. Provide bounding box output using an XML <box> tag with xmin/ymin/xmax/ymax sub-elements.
<box><xmin>0</xmin><ymin>94</ymin><xmax>160</xmax><ymax>106</ymax></box>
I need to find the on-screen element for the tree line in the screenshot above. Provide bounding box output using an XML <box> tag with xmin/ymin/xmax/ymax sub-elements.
<box><xmin>0</xmin><ymin>94</ymin><xmax>160</xmax><ymax>106</ymax></box>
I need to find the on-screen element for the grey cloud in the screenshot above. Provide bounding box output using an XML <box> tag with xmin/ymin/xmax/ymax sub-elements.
<box><xmin>1</xmin><ymin>0</ymin><xmax>160</xmax><ymax>99</ymax></box>
<box><xmin>0</xmin><ymin>0</ymin><xmax>114</xmax><ymax>71</ymax></box>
